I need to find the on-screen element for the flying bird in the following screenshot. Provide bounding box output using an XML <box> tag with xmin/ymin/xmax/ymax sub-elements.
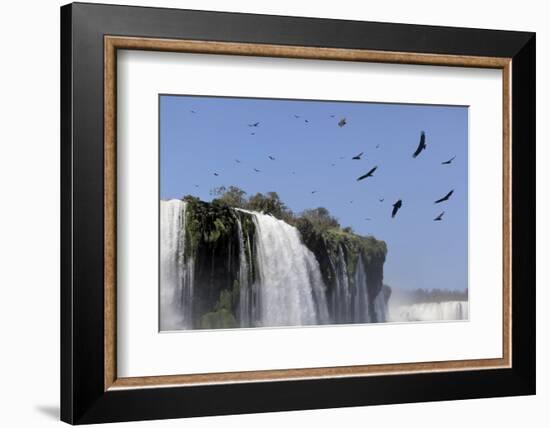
<box><xmin>331</xmin><ymin>163</ymin><xmax>336</xmax><ymax>167</ymax></box>
<box><xmin>235</xmin><ymin>159</ymin><xmax>241</xmax><ymax>163</ymax></box>
<box><xmin>250</xmin><ymin>132</ymin><xmax>256</xmax><ymax>136</ymax></box>
<box><xmin>304</xmin><ymin>119</ymin><xmax>309</xmax><ymax>123</ymax></box>
<box><xmin>434</xmin><ymin>211</ymin><xmax>445</xmax><ymax>221</ymax></box>
<box><xmin>356</xmin><ymin>166</ymin><xmax>378</xmax><ymax>181</ymax></box>
<box><xmin>435</xmin><ymin>190</ymin><xmax>454</xmax><ymax>204</ymax></box>
<box><xmin>376</xmin><ymin>144</ymin><xmax>380</xmax><ymax>149</ymax></box>
<box><xmin>391</xmin><ymin>199</ymin><xmax>403</xmax><ymax>218</ymax></box>
<box><xmin>311</xmin><ymin>190</ymin><xmax>317</xmax><ymax>194</ymax></box>
<box><xmin>253</xmin><ymin>168</ymin><xmax>261</xmax><ymax>173</ymax></box>
<box><xmin>352</xmin><ymin>152</ymin><xmax>364</xmax><ymax>160</ymax></box>
<box><xmin>365</xmin><ymin>217</ymin><xmax>372</xmax><ymax>221</ymax></box>
<box><xmin>350</xmin><ymin>200</ymin><xmax>354</xmax><ymax>204</ymax></box>
<box><xmin>213</xmin><ymin>173</ymin><xmax>219</xmax><ymax>176</ymax></box>
<box><xmin>379</xmin><ymin>198</ymin><xmax>385</xmax><ymax>202</ymax></box>
<box><xmin>268</xmin><ymin>155</ymin><xmax>276</xmax><ymax>160</ymax></box>
<box><xmin>294</xmin><ymin>115</ymin><xmax>300</xmax><ymax>119</ymax></box>
<box><xmin>338</xmin><ymin>118</ymin><xmax>347</xmax><ymax>127</ymax></box>
<box><xmin>190</xmin><ymin>110</ymin><xmax>196</xmax><ymax>114</ymax></box>
<box><xmin>330</xmin><ymin>115</ymin><xmax>335</xmax><ymax>118</ymax></box>
<box><xmin>442</xmin><ymin>156</ymin><xmax>456</xmax><ymax>165</ymax></box>
<box><xmin>412</xmin><ymin>131</ymin><xmax>427</xmax><ymax>158</ymax></box>
<box><xmin>248</xmin><ymin>122</ymin><xmax>260</xmax><ymax>127</ymax></box>
<box><xmin>194</xmin><ymin>184</ymin><xmax>199</xmax><ymax>188</ymax></box>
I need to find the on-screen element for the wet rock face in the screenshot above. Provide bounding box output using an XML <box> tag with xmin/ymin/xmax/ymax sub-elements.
<box><xmin>185</xmin><ymin>198</ymin><xmax>257</xmax><ymax>328</ymax></box>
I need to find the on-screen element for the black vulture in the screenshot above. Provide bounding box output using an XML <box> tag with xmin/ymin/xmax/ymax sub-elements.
<box><xmin>412</xmin><ymin>131</ymin><xmax>427</xmax><ymax>158</ymax></box>
<box><xmin>435</xmin><ymin>190</ymin><xmax>454</xmax><ymax>204</ymax></box>
<box><xmin>442</xmin><ymin>156</ymin><xmax>456</xmax><ymax>165</ymax></box>
<box><xmin>434</xmin><ymin>211</ymin><xmax>445</xmax><ymax>221</ymax></box>
<box><xmin>338</xmin><ymin>118</ymin><xmax>347</xmax><ymax>127</ymax></box>
<box><xmin>392</xmin><ymin>200</ymin><xmax>403</xmax><ymax>218</ymax></box>
<box><xmin>248</xmin><ymin>122</ymin><xmax>260</xmax><ymax>127</ymax></box>
<box><xmin>356</xmin><ymin>166</ymin><xmax>378</xmax><ymax>181</ymax></box>
<box><xmin>352</xmin><ymin>152</ymin><xmax>364</xmax><ymax>160</ymax></box>
<box><xmin>268</xmin><ymin>155</ymin><xmax>276</xmax><ymax>160</ymax></box>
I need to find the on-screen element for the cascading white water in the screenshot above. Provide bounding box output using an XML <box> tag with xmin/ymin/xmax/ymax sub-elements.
<box><xmin>353</xmin><ymin>256</ymin><xmax>370</xmax><ymax>323</ymax></box>
<box><xmin>242</xmin><ymin>210</ymin><xmax>330</xmax><ymax>327</ymax></box>
<box><xmin>389</xmin><ymin>301</ymin><xmax>469</xmax><ymax>322</ymax></box>
<box><xmin>373</xmin><ymin>291</ymin><xmax>389</xmax><ymax>322</ymax></box>
<box><xmin>331</xmin><ymin>245</ymin><xmax>352</xmax><ymax>323</ymax></box>
<box><xmin>160</xmin><ymin>199</ymin><xmax>194</xmax><ymax>330</ymax></box>
<box><xmin>235</xmin><ymin>215</ymin><xmax>253</xmax><ymax>327</ymax></box>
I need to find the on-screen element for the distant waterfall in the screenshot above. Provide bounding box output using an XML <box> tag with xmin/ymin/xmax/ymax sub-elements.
<box><xmin>390</xmin><ymin>301</ymin><xmax>469</xmax><ymax>322</ymax></box>
<box><xmin>160</xmin><ymin>200</ymin><xmax>194</xmax><ymax>330</ymax></box>
<box><xmin>245</xmin><ymin>210</ymin><xmax>330</xmax><ymax>327</ymax></box>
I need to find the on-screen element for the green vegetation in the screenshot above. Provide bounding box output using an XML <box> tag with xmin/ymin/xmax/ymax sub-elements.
<box><xmin>209</xmin><ymin>186</ymin><xmax>294</xmax><ymax>222</ymax></box>
<box><xmin>199</xmin><ymin>290</ymin><xmax>238</xmax><ymax>329</ymax></box>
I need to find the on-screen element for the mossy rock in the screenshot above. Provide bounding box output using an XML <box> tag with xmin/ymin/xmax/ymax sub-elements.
<box><xmin>199</xmin><ymin>309</ymin><xmax>238</xmax><ymax>329</ymax></box>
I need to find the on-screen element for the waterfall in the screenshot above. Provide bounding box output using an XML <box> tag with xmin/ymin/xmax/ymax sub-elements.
<box><xmin>331</xmin><ymin>246</ymin><xmax>352</xmax><ymax>323</ymax></box>
<box><xmin>331</xmin><ymin>248</ymin><xmax>387</xmax><ymax>324</ymax></box>
<box><xmin>389</xmin><ymin>301</ymin><xmax>469</xmax><ymax>322</ymax></box>
<box><xmin>353</xmin><ymin>256</ymin><xmax>370</xmax><ymax>323</ymax></box>
<box><xmin>160</xmin><ymin>199</ymin><xmax>194</xmax><ymax>330</ymax></box>
<box><xmin>373</xmin><ymin>291</ymin><xmax>389</xmax><ymax>322</ymax></box>
<box><xmin>235</xmin><ymin>214</ymin><xmax>256</xmax><ymax>327</ymax></box>
<box><xmin>242</xmin><ymin>209</ymin><xmax>330</xmax><ymax>327</ymax></box>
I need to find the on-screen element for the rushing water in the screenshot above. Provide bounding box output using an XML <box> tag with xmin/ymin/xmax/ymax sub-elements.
<box><xmin>389</xmin><ymin>301</ymin><xmax>469</xmax><ymax>322</ymax></box>
<box><xmin>243</xmin><ymin>209</ymin><xmax>330</xmax><ymax>327</ymax></box>
<box><xmin>353</xmin><ymin>256</ymin><xmax>370</xmax><ymax>323</ymax></box>
<box><xmin>160</xmin><ymin>200</ymin><xmax>194</xmax><ymax>330</ymax></box>
<box><xmin>331</xmin><ymin>245</ymin><xmax>352</xmax><ymax>323</ymax></box>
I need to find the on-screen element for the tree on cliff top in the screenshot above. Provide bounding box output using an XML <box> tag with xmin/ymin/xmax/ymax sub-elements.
<box><xmin>248</xmin><ymin>191</ymin><xmax>293</xmax><ymax>222</ymax></box>
<box><xmin>300</xmin><ymin>207</ymin><xmax>340</xmax><ymax>233</ymax></box>
<box><xmin>210</xmin><ymin>186</ymin><xmax>247</xmax><ymax>208</ymax></box>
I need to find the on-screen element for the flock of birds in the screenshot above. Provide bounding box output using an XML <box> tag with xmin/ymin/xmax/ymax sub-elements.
<box><xmin>189</xmin><ymin>109</ymin><xmax>458</xmax><ymax>223</ymax></box>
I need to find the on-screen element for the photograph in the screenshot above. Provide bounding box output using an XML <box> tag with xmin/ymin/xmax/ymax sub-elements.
<box><xmin>159</xmin><ymin>94</ymin><xmax>469</xmax><ymax>331</ymax></box>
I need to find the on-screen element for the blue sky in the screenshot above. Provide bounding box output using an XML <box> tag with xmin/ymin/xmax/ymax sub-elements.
<box><xmin>160</xmin><ymin>95</ymin><xmax>468</xmax><ymax>291</ymax></box>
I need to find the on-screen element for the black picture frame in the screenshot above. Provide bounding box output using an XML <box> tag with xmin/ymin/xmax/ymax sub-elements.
<box><xmin>61</xmin><ymin>2</ymin><xmax>535</xmax><ymax>424</ymax></box>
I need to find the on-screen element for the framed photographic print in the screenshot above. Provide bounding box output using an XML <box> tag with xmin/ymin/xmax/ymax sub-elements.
<box><xmin>60</xmin><ymin>2</ymin><xmax>536</xmax><ymax>424</ymax></box>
